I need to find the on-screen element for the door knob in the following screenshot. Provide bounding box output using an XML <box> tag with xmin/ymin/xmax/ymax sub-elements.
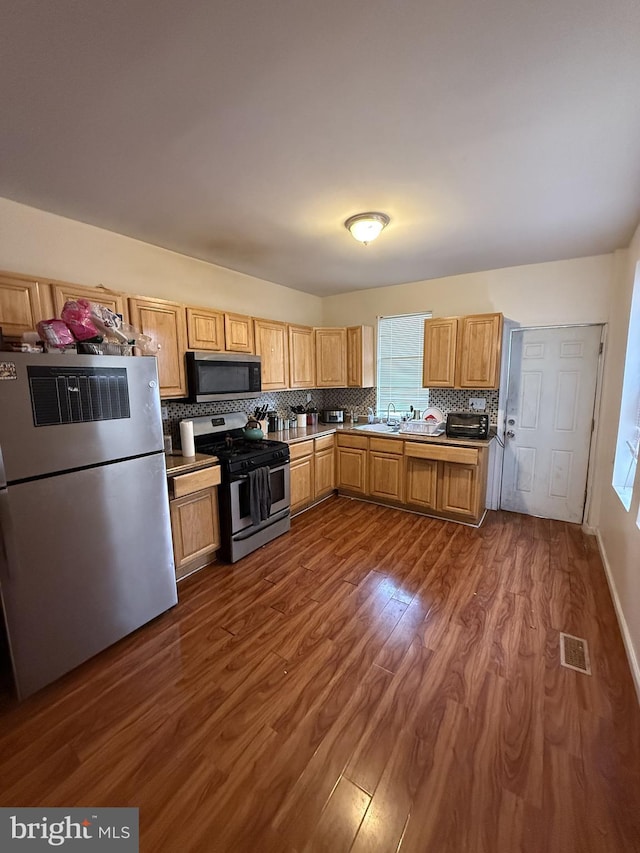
<box><xmin>506</xmin><ymin>430</ymin><xmax>515</xmax><ymax>438</ymax></box>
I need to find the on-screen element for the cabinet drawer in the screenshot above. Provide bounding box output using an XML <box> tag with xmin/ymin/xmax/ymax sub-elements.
<box><xmin>369</xmin><ymin>437</ymin><xmax>404</xmax><ymax>455</ymax></box>
<box><xmin>169</xmin><ymin>465</ymin><xmax>221</xmax><ymax>498</ymax></box>
<box><xmin>337</xmin><ymin>433</ymin><xmax>368</xmax><ymax>450</ymax></box>
<box><xmin>289</xmin><ymin>439</ymin><xmax>315</xmax><ymax>460</ymax></box>
<box><xmin>404</xmin><ymin>442</ymin><xmax>478</xmax><ymax>466</ymax></box>
<box><xmin>314</xmin><ymin>434</ymin><xmax>335</xmax><ymax>452</ymax></box>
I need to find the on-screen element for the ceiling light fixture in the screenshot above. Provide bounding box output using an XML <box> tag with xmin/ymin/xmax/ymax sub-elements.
<box><xmin>344</xmin><ymin>212</ymin><xmax>390</xmax><ymax>245</ymax></box>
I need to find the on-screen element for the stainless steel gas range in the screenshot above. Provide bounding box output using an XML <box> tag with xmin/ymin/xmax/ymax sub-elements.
<box><xmin>188</xmin><ymin>412</ymin><xmax>290</xmax><ymax>563</ymax></box>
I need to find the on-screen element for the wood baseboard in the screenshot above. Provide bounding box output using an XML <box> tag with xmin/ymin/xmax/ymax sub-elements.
<box><xmin>596</xmin><ymin>530</ymin><xmax>640</xmax><ymax>705</ymax></box>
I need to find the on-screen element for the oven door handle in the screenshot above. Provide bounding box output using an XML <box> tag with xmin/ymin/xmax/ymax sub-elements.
<box><xmin>232</xmin><ymin>463</ymin><xmax>289</xmax><ymax>481</ymax></box>
<box><xmin>231</xmin><ymin>507</ymin><xmax>290</xmax><ymax>541</ymax></box>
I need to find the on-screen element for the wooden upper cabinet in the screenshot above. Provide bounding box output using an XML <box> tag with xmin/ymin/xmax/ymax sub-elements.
<box><xmin>0</xmin><ymin>274</ymin><xmax>44</xmax><ymax>336</ymax></box>
<box><xmin>288</xmin><ymin>324</ymin><xmax>316</xmax><ymax>389</ymax></box>
<box><xmin>315</xmin><ymin>327</ymin><xmax>347</xmax><ymax>388</ymax></box>
<box><xmin>423</xmin><ymin>312</ymin><xmax>503</xmax><ymax>389</ymax></box>
<box><xmin>186</xmin><ymin>307</ymin><xmax>224</xmax><ymax>351</ymax></box>
<box><xmin>224</xmin><ymin>312</ymin><xmax>254</xmax><ymax>353</ymax></box>
<box><xmin>254</xmin><ymin>318</ymin><xmax>289</xmax><ymax>390</ymax></box>
<box><xmin>51</xmin><ymin>283</ymin><xmax>128</xmax><ymax>323</ymax></box>
<box><xmin>423</xmin><ymin>317</ymin><xmax>458</xmax><ymax>387</ymax></box>
<box><xmin>456</xmin><ymin>312</ymin><xmax>503</xmax><ymax>389</ymax></box>
<box><xmin>128</xmin><ymin>297</ymin><xmax>188</xmax><ymax>398</ymax></box>
<box><xmin>347</xmin><ymin>325</ymin><xmax>375</xmax><ymax>387</ymax></box>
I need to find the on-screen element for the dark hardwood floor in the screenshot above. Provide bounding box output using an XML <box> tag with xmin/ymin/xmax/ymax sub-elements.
<box><xmin>1</xmin><ymin>497</ymin><xmax>639</xmax><ymax>852</ymax></box>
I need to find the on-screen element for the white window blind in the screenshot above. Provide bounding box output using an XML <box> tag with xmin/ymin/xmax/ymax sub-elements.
<box><xmin>376</xmin><ymin>312</ymin><xmax>432</xmax><ymax>417</ymax></box>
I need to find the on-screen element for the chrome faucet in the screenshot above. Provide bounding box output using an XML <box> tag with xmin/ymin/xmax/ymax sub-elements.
<box><xmin>386</xmin><ymin>402</ymin><xmax>398</xmax><ymax>427</ymax></box>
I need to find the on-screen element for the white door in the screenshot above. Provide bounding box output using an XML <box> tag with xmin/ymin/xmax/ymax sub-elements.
<box><xmin>501</xmin><ymin>325</ymin><xmax>602</xmax><ymax>523</ymax></box>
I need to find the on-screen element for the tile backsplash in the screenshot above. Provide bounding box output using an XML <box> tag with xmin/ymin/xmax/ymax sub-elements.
<box><xmin>164</xmin><ymin>386</ymin><xmax>498</xmax><ymax>449</ymax></box>
<box><xmin>164</xmin><ymin>389</ymin><xmax>326</xmax><ymax>447</ymax></box>
<box><xmin>427</xmin><ymin>389</ymin><xmax>499</xmax><ymax>422</ymax></box>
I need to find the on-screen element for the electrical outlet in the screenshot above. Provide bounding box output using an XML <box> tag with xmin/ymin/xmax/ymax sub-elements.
<box><xmin>306</xmin><ymin>393</ymin><xmax>311</xmax><ymax>402</ymax></box>
<box><xmin>161</xmin><ymin>406</ymin><xmax>169</xmax><ymax>420</ymax></box>
<box><xmin>469</xmin><ymin>398</ymin><xmax>486</xmax><ymax>412</ymax></box>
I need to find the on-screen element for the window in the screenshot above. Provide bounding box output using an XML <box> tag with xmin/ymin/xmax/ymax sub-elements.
<box><xmin>377</xmin><ymin>312</ymin><xmax>432</xmax><ymax>418</ymax></box>
<box><xmin>612</xmin><ymin>262</ymin><xmax>640</xmax><ymax>511</ymax></box>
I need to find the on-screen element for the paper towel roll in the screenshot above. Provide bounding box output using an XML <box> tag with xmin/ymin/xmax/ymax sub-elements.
<box><xmin>179</xmin><ymin>420</ymin><xmax>195</xmax><ymax>458</ymax></box>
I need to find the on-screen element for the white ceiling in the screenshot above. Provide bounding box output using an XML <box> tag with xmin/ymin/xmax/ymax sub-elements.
<box><xmin>1</xmin><ymin>0</ymin><xmax>639</xmax><ymax>296</ymax></box>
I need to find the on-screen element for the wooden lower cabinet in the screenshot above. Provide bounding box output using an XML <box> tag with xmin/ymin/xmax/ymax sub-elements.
<box><xmin>369</xmin><ymin>452</ymin><xmax>404</xmax><ymax>502</ymax></box>
<box><xmin>168</xmin><ymin>465</ymin><xmax>221</xmax><ymax>580</ymax></box>
<box><xmin>368</xmin><ymin>437</ymin><xmax>404</xmax><ymax>502</ymax></box>
<box><xmin>290</xmin><ymin>439</ymin><xmax>315</xmax><ymax>513</ymax></box>
<box><xmin>314</xmin><ymin>445</ymin><xmax>335</xmax><ymax>499</ymax></box>
<box><xmin>336</xmin><ymin>435</ymin><xmax>488</xmax><ymax>524</ymax></box>
<box><xmin>404</xmin><ymin>440</ymin><xmax>487</xmax><ymax>522</ymax></box>
<box><xmin>405</xmin><ymin>456</ymin><xmax>438</xmax><ymax>510</ymax></box>
<box><xmin>170</xmin><ymin>487</ymin><xmax>220</xmax><ymax>579</ymax></box>
<box><xmin>439</xmin><ymin>462</ymin><xmax>483</xmax><ymax>519</ymax></box>
<box><xmin>290</xmin><ymin>435</ymin><xmax>336</xmax><ymax>513</ymax></box>
<box><xmin>290</xmin><ymin>456</ymin><xmax>315</xmax><ymax>513</ymax></box>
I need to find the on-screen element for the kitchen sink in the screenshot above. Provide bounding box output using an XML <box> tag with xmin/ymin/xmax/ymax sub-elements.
<box><xmin>353</xmin><ymin>423</ymin><xmax>401</xmax><ymax>433</ymax></box>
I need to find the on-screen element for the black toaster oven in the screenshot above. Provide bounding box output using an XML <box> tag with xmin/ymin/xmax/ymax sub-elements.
<box><xmin>445</xmin><ymin>412</ymin><xmax>489</xmax><ymax>439</ymax></box>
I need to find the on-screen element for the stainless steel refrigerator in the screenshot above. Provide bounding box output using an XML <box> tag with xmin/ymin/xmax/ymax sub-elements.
<box><xmin>0</xmin><ymin>353</ymin><xmax>178</xmax><ymax>699</ymax></box>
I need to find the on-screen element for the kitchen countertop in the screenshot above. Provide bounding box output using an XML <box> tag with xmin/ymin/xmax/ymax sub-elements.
<box><xmin>271</xmin><ymin>423</ymin><xmax>495</xmax><ymax>449</ymax></box>
<box><xmin>165</xmin><ymin>452</ymin><xmax>219</xmax><ymax>476</ymax></box>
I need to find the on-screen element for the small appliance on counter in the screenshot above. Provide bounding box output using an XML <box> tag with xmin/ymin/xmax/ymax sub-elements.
<box><xmin>445</xmin><ymin>411</ymin><xmax>490</xmax><ymax>440</ymax></box>
<box><xmin>320</xmin><ymin>410</ymin><xmax>344</xmax><ymax>423</ymax></box>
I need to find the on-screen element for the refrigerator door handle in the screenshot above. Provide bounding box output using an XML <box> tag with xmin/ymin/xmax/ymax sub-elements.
<box><xmin>0</xmin><ymin>488</ymin><xmax>18</xmax><ymax>581</ymax></box>
<box><xmin>0</xmin><ymin>442</ymin><xmax>6</xmax><ymax>489</ymax></box>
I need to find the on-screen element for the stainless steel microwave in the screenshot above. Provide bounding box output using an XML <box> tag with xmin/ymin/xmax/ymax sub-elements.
<box><xmin>186</xmin><ymin>351</ymin><xmax>262</xmax><ymax>402</ymax></box>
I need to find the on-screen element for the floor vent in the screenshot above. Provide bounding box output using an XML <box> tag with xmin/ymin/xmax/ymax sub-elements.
<box><xmin>560</xmin><ymin>632</ymin><xmax>591</xmax><ymax>675</ymax></box>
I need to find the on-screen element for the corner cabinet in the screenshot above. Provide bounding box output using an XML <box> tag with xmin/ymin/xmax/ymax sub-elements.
<box><xmin>315</xmin><ymin>327</ymin><xmax>347</xmax><ymax>388</ymax></box>
<box><xmin>254</xmin><ymin>318</ymin><xmax>289</xmax><ymax>390</ymax></box>
<box><xmin>290</xmin><ymin>435</ymin><xmax>336</xmax><ymax>514</ymax></box>
<box><xmin>128</xmin><ymin>297</ymin><xmax>188</xmax><ymax>398</ymax></box>
<box><xmin>423</xmin><ymin>312</ymin><xmax>502</xmax><ymax>389</ymax></box>
<box><xmin>0</xmin><ymin>273</ymin><xmax>45</xmax><ymax>336</ymax></box>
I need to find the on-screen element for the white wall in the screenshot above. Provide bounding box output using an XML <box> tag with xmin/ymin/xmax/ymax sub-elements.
<box><xmin>591</xmin><ymin>224</ymin><xmax>640</xmax><ymax>698</ymax></box>
<box><xmin>0</xmin><ymin>197</ymin><xmax>323</xmax><ymax>326</ymax></box>
<box><xmin>322</xmin><ymin>255</ymin><xmax>613</xmax><ymax>327</ymax></box>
